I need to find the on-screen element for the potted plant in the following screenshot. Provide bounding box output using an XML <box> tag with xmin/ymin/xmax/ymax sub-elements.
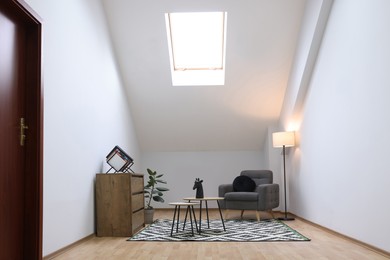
<box><xmin>144</xmin><ymin>168</ymin><xmax>169</xmax><ymax>224</ymax></box>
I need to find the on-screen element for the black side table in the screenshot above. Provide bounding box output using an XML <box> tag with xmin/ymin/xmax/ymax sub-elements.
<box><xmin>183</xmin><ymin>197</ymin><xmax>226</xmax><ymax>233</ymax></box>
<box><xmin>169</xmin><ymin>202</ymin><xmax>199</xmax><ymax>236</ymax></box>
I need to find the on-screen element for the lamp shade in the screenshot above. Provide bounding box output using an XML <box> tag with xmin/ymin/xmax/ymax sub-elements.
<box><xmin>272</xmin><ymin>131</ymin><xmax>295</xmax><ymax>148</ymax></box>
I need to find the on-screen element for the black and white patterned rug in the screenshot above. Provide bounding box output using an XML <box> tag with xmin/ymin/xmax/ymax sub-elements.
<box><xmin>128</xmin><ymin>219</ymin><xmax>310</xmax><ymax>242</ymax></box>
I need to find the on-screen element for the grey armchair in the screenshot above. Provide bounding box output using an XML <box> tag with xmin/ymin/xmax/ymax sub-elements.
<box><xmin>218</xmin><ymin>170</ymin><xmax>279</xmax><ymax>221</ymax></box>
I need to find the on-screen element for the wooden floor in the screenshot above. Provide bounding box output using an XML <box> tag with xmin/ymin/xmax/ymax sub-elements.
<box><xmin>49</xmin><ymin>209</ymin><xmax>390</xmax><ymax>260</ymax></box>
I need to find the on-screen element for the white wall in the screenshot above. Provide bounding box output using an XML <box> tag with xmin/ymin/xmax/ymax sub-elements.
<box><xmin>25</xmin><ymin>0</ymin><xmax>140</xmax><ymax>256</ymax></box>
<box><xmin>282</xmin><ymin>0</ymin><xmax>390</xmax><ymax>253</ymax></box>
<box><xmin>141</xmin><ymin>150</ymin><xmax>265</xmax><ymax>208</ymax></box>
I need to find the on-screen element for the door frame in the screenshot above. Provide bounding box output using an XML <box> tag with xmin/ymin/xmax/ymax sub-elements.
<box><xmin>4</xmin><ymin>1</ymin><xmax>43</xmax><ymax>258</ymax></box>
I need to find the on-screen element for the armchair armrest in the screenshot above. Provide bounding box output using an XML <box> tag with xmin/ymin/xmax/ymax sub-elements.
<box><xmin>255</xmin><ymin>183</ymin><xmax>279</xmax><ymax>210</ymax></box>
<box><xmin>218</xmin><ymin>184</ymin><xmax>233</xmax><ymax>210</ymax></box>
<box><xmin>219</xmin><ymin>184</ymin><xmax>234</xmax><ymax>197</ymax></box>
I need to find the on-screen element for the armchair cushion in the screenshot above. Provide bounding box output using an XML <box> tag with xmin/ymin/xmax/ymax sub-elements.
<box><xmin>232</xmin><ymin>175</ymin><xmax>256</xmax><ymax>192</ymax></box>
<box><xmin>225</xmin><ymin>192</ymin><xmax>258</xmax><ymax>201</ymax></box>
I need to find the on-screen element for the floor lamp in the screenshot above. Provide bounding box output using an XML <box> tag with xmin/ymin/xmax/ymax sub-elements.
<box><xmin>272</xmin><ymin>131</ymin><xmax>295</xmax><ymax>221</ymax></box>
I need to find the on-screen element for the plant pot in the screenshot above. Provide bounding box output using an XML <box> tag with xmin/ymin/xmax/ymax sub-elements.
<box><xmin>144</xmin><ymin>208</ymin><xmax>155</xmax><ymax>224</ymax></box>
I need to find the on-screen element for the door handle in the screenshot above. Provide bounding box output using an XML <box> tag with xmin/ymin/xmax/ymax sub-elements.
<box><xmin>20</xmin><ymin>117</ymin><xmax>29</xmax><ymax>146</ymax></box>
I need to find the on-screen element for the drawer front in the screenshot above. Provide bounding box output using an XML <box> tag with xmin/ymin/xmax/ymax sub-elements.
<box><xmin>132</xmin><ymin>193</ymin><xmax>144</xmax><ymax>212</ymax></box>
<box><xmin>131</xmin><ymin>176</ymin><xmax>144</xmax><ymax>193</ymax></box>
<box><xmin>132</xmin><ymin>209</ymin><xmax>145</xmax><ymax>233</ymax></box>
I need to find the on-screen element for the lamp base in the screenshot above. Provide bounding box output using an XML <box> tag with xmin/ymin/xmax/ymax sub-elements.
<box><xmin>277</xmin><ymin>217</ymin><xmax>295</xmax><ymax>221</ymax></box>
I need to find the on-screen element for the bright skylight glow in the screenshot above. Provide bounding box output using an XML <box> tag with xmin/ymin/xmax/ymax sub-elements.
<box><xmin>165</xmin><ymin>12</ymin><xmax>227</xmax><ymax>86</ymax></box>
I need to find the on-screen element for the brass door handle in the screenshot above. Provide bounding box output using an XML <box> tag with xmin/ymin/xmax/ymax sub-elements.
<box><xmin>20</xmin><ymin>117</ymin><xmax>29</xmax><ymax>146</ymax></box>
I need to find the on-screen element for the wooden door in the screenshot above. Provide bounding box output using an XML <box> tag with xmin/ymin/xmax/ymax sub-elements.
<box><xmin>0</xmin><ymin>1</ymin><xmax>43</xmax><ymax>259</ymax></box>
<box><xmin>0</xmin><ymin>8</ymin><xmax>26</xmax><ymax>259</ymax></box>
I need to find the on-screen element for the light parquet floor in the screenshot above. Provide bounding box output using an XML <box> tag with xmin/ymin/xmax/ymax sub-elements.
<box><xmin>48</xmin><ymin>209</ymin><xmax>390</xmax><ymax>260</ymax></box>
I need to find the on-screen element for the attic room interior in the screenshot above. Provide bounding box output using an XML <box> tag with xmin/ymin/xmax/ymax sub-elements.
<box><xmin>1</xmin><ymin>0</ymin><xmax>390</xmax><ymax>259</ymax></box>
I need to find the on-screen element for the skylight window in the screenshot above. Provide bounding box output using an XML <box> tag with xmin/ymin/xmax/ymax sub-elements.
<box><xmin>165</xmin><ymin>12</ymin><xmax>227</xmax><ymax>86</ymax></box>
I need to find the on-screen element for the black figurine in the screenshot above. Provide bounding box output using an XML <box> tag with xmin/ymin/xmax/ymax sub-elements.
<box><xmin>193</xmin><ymin>178</ymin><xmax>204</xmax><ymax>198</ymax></box>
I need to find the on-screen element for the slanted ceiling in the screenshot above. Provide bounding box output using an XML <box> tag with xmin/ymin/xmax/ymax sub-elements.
<box><xmin>102</xmin><ymin>0</ymin><xmax>306</xmax><ymax>152</ymax></box>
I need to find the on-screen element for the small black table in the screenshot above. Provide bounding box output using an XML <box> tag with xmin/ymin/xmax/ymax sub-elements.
<box><xmin>183</xmin><ymin>197</ymin><xmax>226</xmax><ymax>233</ymax></box>
<box><xmin>169</xmin><ymin>202</ymin><xmax>199</xmax><ymax>236</ymax></box>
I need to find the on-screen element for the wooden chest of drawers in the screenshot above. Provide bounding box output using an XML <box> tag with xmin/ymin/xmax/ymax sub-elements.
<box><xmin>96</xmin><ymin>173</ymin><xmax>145</xmax><ymax>236</ymax></box>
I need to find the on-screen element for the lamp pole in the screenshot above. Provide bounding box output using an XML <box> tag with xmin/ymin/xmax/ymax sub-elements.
<box><xmin>272</xmin><ymin>131</ymin><xmax>295</xmax><ymax>221</ymax></box>
<box><xmin>278</xmin><ymin>144</ymin><xmax>294</xmax><ymax>221</ymax></box>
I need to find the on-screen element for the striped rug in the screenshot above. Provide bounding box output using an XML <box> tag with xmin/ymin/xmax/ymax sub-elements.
<box><xmin>128</xmin><ymin>219</ymin><xmax>310</xmax><ymax>242</ymax></box>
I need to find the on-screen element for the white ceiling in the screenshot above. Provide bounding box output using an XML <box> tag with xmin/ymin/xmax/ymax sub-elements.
<box><xmin>102</xmin><ymin>0</ymin><xmax>306</xmax><ymax>152</ymax></box>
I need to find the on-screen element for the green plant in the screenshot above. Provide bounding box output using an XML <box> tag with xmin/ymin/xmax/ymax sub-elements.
<box><xmin>144</xmin><ymin>168</ymin><xmax>169</xmax><ymax>209</ymax></box>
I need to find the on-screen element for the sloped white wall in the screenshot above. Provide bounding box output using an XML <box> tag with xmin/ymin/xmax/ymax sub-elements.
<box><xmin>25</xmin><ymin>0</ymin><xmax>140</xmax><ymax>256</ymax></box>
<box><xmin>282</xmin><ymin>0</ymin><xmax>390</xmax><ymax>253</ymax></box>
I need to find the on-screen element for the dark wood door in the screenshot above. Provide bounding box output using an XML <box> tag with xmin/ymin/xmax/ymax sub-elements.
<box><xmin>0</xmin><ymin>1</ymin><xmax>43</xmax><ymax>259</ymax></box>
<box><xmin>0</xmin><ymin>7</ymin><xmax>26</xmax><ymax>260</ymax></box>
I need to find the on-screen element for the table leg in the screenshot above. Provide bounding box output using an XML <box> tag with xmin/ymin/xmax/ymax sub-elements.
<box><xmin>189</xmin><ymin>206</ymin><xmax>194</xmax><ymax>236</ymax></box>
<box><xmin>199</xmin><ymin>201</ymin><xmax>203</xmax><ymax>233</ymax></box>
<box><xmin>191</xmin><ymin>204</ymin><xmax>198</xmax><ymax>227</ymax></box>
<box><xmin>191</xmin><ymin>205</ymin><xmax>199</xmax><ymax>233</ymax></box>
<box><xmin>183</xmin><ymin>205</ymin><xmax>189</xmax><ymax>230</ymax></box>
<box><xmin>217</xmin><ymin>201</ymin><xmax>226</xmax><ymax>231</ymax></box>
<box><xmin>171</xmin><ymin>205</ymin><xmax>178</xmax><ymax>236</ymax></box>
<box><xmin>205</xmin><ymin>200</ymin><xmax>210</xmax><ymax>228</ymax></box>
<box><xmin>176</xmin><ymin>205</ymin><xmax>181</xmax><ymax>233</ymax></box>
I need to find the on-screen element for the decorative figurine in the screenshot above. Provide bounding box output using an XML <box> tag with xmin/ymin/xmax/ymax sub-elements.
<box><xmin>193</xmin><ymin>178</ymin><xmax>204</xmax><ymax>198</ymax></box>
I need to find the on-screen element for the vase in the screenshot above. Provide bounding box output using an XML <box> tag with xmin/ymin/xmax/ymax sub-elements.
<box><xmin>144</xmin><ymin>208</ymin><xmax>155</xmax><ymax>224</ymax></box>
